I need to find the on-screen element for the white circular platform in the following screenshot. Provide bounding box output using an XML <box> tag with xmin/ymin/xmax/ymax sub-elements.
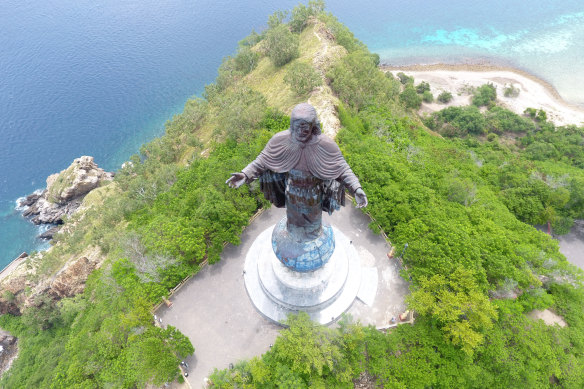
<box><xmin>243</xmin><ymin>224</ymin><xmax>362</xmax><ymax>325</ymax></box>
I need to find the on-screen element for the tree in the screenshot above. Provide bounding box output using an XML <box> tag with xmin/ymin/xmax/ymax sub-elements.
<box><xmin>407</xmin><ymin>267</ymin><xmax>498</xmax><ymax>355</ymax></box>
<box><xmin>503</xmin><ymin>84</ymin><xmax>520</xmax><ymax>97</ymax></box>
<box><xmin>472</xmin><ymin>83</ymin><xmax>497</xmax><ymax>107</ymax></box>
<box><xmin>437</xmin><ymin>91</ymin><xmax>453</xmax><ymax>103</ymax></box>
<box><xmin>416</xmin><ymin>81</ymin><xmax>431</xmax><ymax>94</ymax></box>
<box><xmin>284</xmin><ymin>61</ymin><xmax>322</xmax><ymax>95</ymax></box>
<box><xmin>267</xmin><ymin>10</ymin><xmax>288</xmax><ymax>29</ymax></box>
<box><xmin>233</xmin><ymin>47</ymin><xmax>260</xmax><ymax>75</ymax></box>
<box><xmin>265</xmin><ymin>24</ymin><xmax>299</xmax><ymax>67</ymax></box>
<box><xmin>327</xmin><ymin>52</ymin><xmax>400</xmax><ymax>111</ymax></box>
<box><xmin>289</xmin><ymin>1</ymin><xmax>325</xmax><ymax>33</ymax></box>
<box><xmin>214</xmin><ymin>86</ymin><xmax>268</xmax><ymax>140</ymax></box>
<box><xmin>399</xmin><ymin>85</ymin><xmax>422</xmax><ymax>109</ymax></box>
<box><xmin>422</xmin><ymin>90</ymin><xmax>434</xmax><ymax>103</ymax></box>
<box><xmin>396</xmin><ymin>72</ymin><xmax>413</xmax><ymax>85</ymax></box>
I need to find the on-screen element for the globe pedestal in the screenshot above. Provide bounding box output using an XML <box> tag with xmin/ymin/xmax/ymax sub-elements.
<box><xmin>243</xmin><ymin>219</ymin><xmax>363</xmax><ymax>325</ymax></box>
<box><xmin>271</xmin><ymin>217</ymin><xmax>335</xmax><ymax>272</ymax></box>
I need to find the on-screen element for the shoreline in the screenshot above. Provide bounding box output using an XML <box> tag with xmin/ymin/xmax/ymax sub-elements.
<box><xmin>380</xmin><ymin>62</ymin><xmax>584</xmax><ymax>127</ymax></box>
<box><xmin>381</xmin><ymin>62</ymin><xmax>567</xmax><ymax>104</ymax></box>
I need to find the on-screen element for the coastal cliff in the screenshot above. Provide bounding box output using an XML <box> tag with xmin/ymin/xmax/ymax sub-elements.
<box><xmin>0</xmin><ymin>156</ymin><xmax>113</xmax><ymax>316</ymax></box>
<box><xmin>19</xmin><ymin>156</ymin><xmax>113</xmax><ymax>238</ymax></box>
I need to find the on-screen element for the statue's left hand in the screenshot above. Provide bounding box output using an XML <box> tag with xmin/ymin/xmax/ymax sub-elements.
<box><xmin>355</xmin><ymin>188</ymin><xmax>368</xmax><ymax>208</ymax></box>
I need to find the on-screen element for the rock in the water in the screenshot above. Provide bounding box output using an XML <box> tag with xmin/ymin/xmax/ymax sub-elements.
<box><xmin>38</xmin><ymin>225</ymin><xmax>61</xmax><ymax>240</ymax></box>
<box><xmin>19</xmin><ymin>192</ymin><xmax>43</xmax><ymax>207</ymax></box>
<box><xmin>46</xmin><ymin>156</ymin><xmax>113</xmax><ymax>205</ymax></box>
<box><xmin>18</xmin><ymin>156</ymin><xmax>113</xmax><ymax>228</ymax></box>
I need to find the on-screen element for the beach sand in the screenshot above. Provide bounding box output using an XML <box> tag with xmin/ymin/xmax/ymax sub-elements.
<box><xmin>381</xmin><ymin>64</ymin><xmax>584</xmax><ymax>127</ymax></box>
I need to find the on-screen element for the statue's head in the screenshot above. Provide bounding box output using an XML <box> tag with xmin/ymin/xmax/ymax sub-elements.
<box><xmin>290</xmin><ymin>103</ymin><xmax>321</xmax><ymax>143</ymax></box>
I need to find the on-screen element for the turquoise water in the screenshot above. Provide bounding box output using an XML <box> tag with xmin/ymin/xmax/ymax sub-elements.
<box><xmin>1</xmin><ymin>0</ymin><xmax>583</xmax><ymax>267</ymax></box>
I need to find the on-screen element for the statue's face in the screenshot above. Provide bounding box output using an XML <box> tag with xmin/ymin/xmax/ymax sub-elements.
<box><xmin>292</xmin><ymin>119</ymin><xmax>312</xmax><ymax>143</ymax></box>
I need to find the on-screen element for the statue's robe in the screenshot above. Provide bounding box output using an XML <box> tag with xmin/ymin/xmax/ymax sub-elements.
<box><xmin>241</xmin><ymin>129</ymin><xmax>362</xmax><ymax>215</ymax></box>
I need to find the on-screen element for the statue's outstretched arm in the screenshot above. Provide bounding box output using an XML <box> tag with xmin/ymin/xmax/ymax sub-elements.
<box><xmin>225</xmin><ymin>172</ymin><xmax>248</xmax><ymax>188</ymax></box>
<box><xmin>226</xmin><ymin>155</ymin><xmax>267</xmax><ymax>189</ymax></box>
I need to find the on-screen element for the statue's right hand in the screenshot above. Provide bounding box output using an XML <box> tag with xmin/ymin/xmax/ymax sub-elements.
<box><xmin>226</xmin><ymin>172</ymin><xmax>247</xmax><ymax>188</ymax></box>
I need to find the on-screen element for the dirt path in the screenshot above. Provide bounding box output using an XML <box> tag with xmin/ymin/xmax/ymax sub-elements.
<box><xmin>308</xmin><ymin>21</ymin><xmax>345</xmax><ymax>138</ymax></box>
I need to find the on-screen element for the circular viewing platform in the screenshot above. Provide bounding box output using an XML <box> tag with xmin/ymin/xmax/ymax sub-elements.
<box><xmin>244</xmin><ymin>223</ymin><xmax>364</xmax><ymax>325</ymax></box>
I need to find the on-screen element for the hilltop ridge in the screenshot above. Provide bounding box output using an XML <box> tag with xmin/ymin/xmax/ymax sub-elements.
<box><xmin>1</xmin><ymin>5</ymin><xmax>584</xmax><ymax>388</ymax></box>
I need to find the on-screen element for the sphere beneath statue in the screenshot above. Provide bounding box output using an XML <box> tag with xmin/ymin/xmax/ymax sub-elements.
<box><xmin>271</xmin><ymin>217</ymin><xmax>335</xmax><ymax>272</ymax></box>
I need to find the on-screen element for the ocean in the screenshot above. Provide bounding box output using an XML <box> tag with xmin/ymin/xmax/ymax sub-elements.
<box><xmin>1</xmin><ymin>0</ymin><xmax>583</xmax><ymax>267</ymax></box>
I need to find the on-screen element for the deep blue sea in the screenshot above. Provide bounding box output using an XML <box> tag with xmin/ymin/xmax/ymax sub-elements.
<box><xmin>1</xmin><ymin>0</ymin><xmax>584</xmax><ymax>267</ymax></box>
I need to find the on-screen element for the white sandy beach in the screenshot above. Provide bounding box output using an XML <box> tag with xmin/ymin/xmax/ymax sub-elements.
<box><xmin>382</xmin><ymin>64</ymin><xmax>584</xmax><ymax>127</ymax></box>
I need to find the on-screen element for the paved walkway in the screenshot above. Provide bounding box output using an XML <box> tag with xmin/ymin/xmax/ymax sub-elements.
<box><xmin>157</xmin><ymin>203</ymin><xmax>409</xmax><ymax>388</ymax></box>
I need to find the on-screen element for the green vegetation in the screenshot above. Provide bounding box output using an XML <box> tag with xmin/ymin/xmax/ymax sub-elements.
<box><xmin>47</xmin><ymin>165</ymin><xmax>76</xmax><ymax>203</ymax></box>
<box><xmin>415</xmin><ymin>81</ymin><xmax>431</xmax><ymax>94</ymax></box>
<box><xmin>265</xmin><ymin>24</ymin><xmax>300</xmax><ymax>67</ymax></box>
<box><xmin>422</xmin><ymin>90</ymin><xmax>434</xmax><ymax>103</ymax></box>
<box><xmin>3</xmin><ymin>4</ymin><xmax>584</xmax><ymax>388</ymax></box>
<box><xmin>472</xmin><ymin>83</ymin><xmax>497</xmax><ymax>107</ymax></box>
<box><xmin>437</xmin><ymin>90</ymin><xmax>453</xmax><ymax>103</ymax></box>
<box><xmin>289</xmin><ymin>0</ymin><xmax>325</xmax><ymax>33</ymax></box>
<box><xmin>504</xmin><ymin>83</ymin><xmax>520</xmax><ymax>97</ymax></box>
<box><xmin>328</xmin><ymin>52</ymin><xmax>400</xmax><ymax>112</ymax></box>
<box><xmin>424</xmin><ymin>101</ymin><xmax>584</xmax><ymax>235</ymax></box>
<box><xmin>396</xmin><ymin>72</ymin><xmax>414</xmax><ymax>85</ymax></box>
<box><xmin>284</xmin><ymin>61</ymin><xmax>322</xmax><ymax>95</ymax></box>
<box><xmin>399</xmin><ymin>85</ymin><xmax>422</xmax><ymax>109</ymax></box>
<box><xmin>211</xmin><ymin>100</ymin><xmax>584</xmax><ymax>388</ymax></box>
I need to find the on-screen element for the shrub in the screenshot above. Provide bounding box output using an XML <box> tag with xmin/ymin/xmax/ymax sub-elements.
<box><xmin>396</xmin><ymin>72</ymin><xmax>413</xmax><ymax>85</ymax></box>
<box><xmin>399</xmin><ymin>85</ymin><xmax>422</xmax><ymax>109</ymax></box>
<box><xmin>437</xmin><ymin>91</ymin><xmax>453</xmax><ymax>103</ymax></box>
<box><xmin>214</xmin><ymin>86</ymin><xmax>267</xmax><ymax>140</ymax></box>
<box><xmin>284</xmin><ymin>62</ymin><xmax>322</xmax><ymax>95</ymax></box>
<box><xmin>289</xmin><ymin>0</ymin><xmax>325</xmax><ymax>33</ymax></box>
<box><xmin>524</xmin><ymin>107</ymin><xmax>537</xmax><ymax>119</ymax></box>
<box><xmin>503</xmin><ymin>84</ymin><xmax>520</xmax><ymax>97</ymax></box>
<box><xmin>487</xmin><ymin>133</ymin><xmax>498</xmax><ymax>142</ymax></box>
<box><xmin>472</xmin><ymin>83</ymin><xmax>497</xmax><ymax>107</ymax></box>
<box><xmin>265</xmin><ymin>24</ymin><xmax>299</xmax><ymax>67</ymax></box>
<box><xmin>523</xmin><ymin>108</ymin><xmax>547</xmax><ymax>122</ymax></box>
<box><xmin>267</xmin><ymin>10</ymin><xmax>288</xmax><ymax>29</ymax></box>
<box><xmin>416</xmin><ymin>81</ymin><xmax>431</xmax><ymax>94</ymax></box>
<box><xmin>426</xmin><ymin>106</ymin><xmax>486</xmax><ymax>137</ymax></box>
<box><xmin>233</xmin><ymin>47</ymin><xmax>260</xmax><ymax>75</ymax></box>
<box><xmin>422</xmin><ymin>90</ymin><xmax>434</xmax><ymax>103</ymax></box>
<box><xmin>238</xmin><ymin>29</ymin><xmax>262</xmax><ymax>48</ymax></box>
<box><xmin>327</xmin><ymin>51</ymin><xmax>400</xmax><ymax>111</ymax></box>
<box><xmin>485</xmin><ymin>106</ymin><xmax>536</xmax><ymax>134</ymax></box>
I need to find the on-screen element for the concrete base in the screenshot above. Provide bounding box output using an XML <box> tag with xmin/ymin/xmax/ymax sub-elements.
<box><xmin>244</xmin><ymin>224</ymin><xmax>364</xmax><ymax>325</ymax></box>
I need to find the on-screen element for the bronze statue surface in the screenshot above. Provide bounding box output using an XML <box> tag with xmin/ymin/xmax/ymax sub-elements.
<box><xmin>227</xmin><ymin>103</ymin><xmax>367</xmax><ymax>271</ymax></box>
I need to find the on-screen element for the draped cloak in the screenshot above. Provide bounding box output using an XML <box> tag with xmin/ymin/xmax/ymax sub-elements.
<box><xmin>241</xmin><ymin>129</ymin><xmax>362</xmax><ymax>214</ymax></box>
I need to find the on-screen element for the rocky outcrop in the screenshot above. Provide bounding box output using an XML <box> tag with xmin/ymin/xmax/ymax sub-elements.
<box><xmin>0</xmin><ymin>249</ymin><xmax>102</xmax><ymax>315</ymax></box>
<box><xmin>48</xmin><ymin>256</ymin><xmax>100</xmax><ymax>299</ymax></box>
<box><xmin>38</xmin><ymin>225</ymin><xmax>61</xmax><ymax>240</ymax></box>
<box><xmin>18</xmin><ymin>156</ymin><xmax>113</xmax><ymax>233</ymax></box>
